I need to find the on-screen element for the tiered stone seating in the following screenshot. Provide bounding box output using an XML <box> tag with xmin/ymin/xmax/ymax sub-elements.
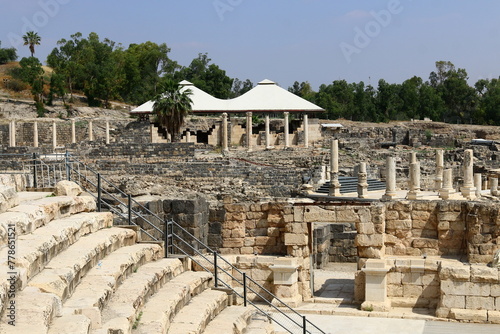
<box><xmin>0</xmin><ymin>182</ymin><xmax>275</xmax><ymax>334</ymax></box>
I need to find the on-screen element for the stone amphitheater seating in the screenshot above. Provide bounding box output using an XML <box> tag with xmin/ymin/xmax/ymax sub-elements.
<box><xmin>0</xmin><ymin>181</ymin><xmax>273</xmax><ymax>334</ymax></box>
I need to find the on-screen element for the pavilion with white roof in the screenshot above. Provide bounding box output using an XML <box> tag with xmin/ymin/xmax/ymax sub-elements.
<box><xmin>131</xmin><ymin>79</ymin><xmax>326</xmax><ymax>150</ymax></box>
<box><xmin>130</xmin><ymin>79</ymin><xmax>325</xmax><ymax>116</ymax></box>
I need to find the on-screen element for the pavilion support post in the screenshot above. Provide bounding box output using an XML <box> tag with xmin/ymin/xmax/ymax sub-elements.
<box><xmin>71</xmin><ymin>120</ymin><xmax>76</xmax><ymax>144</ymax></box>
<box><xmin>222</xmin><ymin>113</ymin><xmax>229</xmax><ymax>153</ymax></box>
<box><xmin>303</xmin><ymin>114</ymin><xmax>309</xmax><ymax>148</ymax></box>
<box><xmin>33</xmin><ymin>121</ymin><xmax>38</xmax><ymax>148</ymax></box>
<box><xmin>246</xmin><ymin>112</ymin><xmax>252</xmax><ymax>151</ymax></box>
<box><xmin>88</xmin><ymin>120</ymin><xmax>93</xmax><ymax>141</ymax></box>
<box><xmin>52</xmin><ymin>121</ymin><xmax>57</xmax><ymax>150</ymax></box>
<box><xmin>284</xmin><ymin>112</ymin><xmax>290</xmax><ymax>148</ymax></box>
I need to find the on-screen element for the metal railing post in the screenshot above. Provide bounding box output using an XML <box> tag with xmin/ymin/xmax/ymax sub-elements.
<box><xmin>65</xmin><ymin>151</ymin><xmax>71</xmax><ymax>181</ymax></box>
<box><xmin>32</xmin><ymin>153</ymin><xmax>37</xmax><ymax>189</ymax></box>
<box><xmin>243</xmin><ymin>273</ymin><xmax>247</xmax><ymax>307</ymax></box>
<box><xmin>97</xmin><ymin>173</ymin><xmax>102</xmax><ymax>212</ymax></box>
<box><xmin>128</xmin><ymin>194</ymin><xmax>132</xmax><ymax>225</ymax></box>
<box><xmin>214</xmin><ymin>252</ymin><xmax>218</xmax><ymax>288</ymax></box>
<box><xmin>303</xmin><ymin>316</ymin><xmax>306</xmax><ymax>334</ymax></box>
<box><xmin>164</xmin><ymin>220</ymin><xmax>169</xmax><ymax>258</ymax></box>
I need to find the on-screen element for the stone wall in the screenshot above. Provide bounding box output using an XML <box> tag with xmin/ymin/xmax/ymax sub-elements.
<box><xmin>436</xmin><ymin>261</ymin><xmax>500</xmax><ymax>323</ymax></box>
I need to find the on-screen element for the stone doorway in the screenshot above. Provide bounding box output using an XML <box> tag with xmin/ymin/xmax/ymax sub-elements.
<box><xmin>311</xmin><ymin>222</ymin><xmax>357</xmax><ymax>303</ymax></box>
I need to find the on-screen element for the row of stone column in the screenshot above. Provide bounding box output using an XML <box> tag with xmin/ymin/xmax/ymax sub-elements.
<box><xmin>7</xmin><ymin>120</ymin><xmax>110</xmax><ymax>148</ymax></box>
<box><xmin>328</xmin><ymin>142</ymin><xmax>498</xmax><ymax>200</ymax></box>
<box><xmin>232</xmin><ymin>112</ymin><xmax>307</xmax><ymax>152</ymax></box>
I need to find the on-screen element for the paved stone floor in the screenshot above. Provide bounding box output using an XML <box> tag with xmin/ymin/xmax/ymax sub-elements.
<box><xmin>286</xmin><ymin>263</ymin><xmax>500</xmax><ymax>334</ymax></box>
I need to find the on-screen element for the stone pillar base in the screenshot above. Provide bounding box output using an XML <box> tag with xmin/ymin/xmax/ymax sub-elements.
<box><xmin>381</xmin><ymin>193</ymin><xmax>396</xmax><ymax>201</ymax></box>
<box><xmin>407</xmin><ymin>191</ymin><xmax>421</xmax><ymax>200</ymax></box>
<box><xmin>461</xmin><ymin>187</ymin><xmax>476</xmax><ymax>200</ymax></box>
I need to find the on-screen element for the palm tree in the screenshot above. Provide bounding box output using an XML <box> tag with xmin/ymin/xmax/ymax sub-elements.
<box><xmin>23</xmin><ymin>31</ymin><xmax>41</xmax><ymax>57</ymax></box>
<box><xmin>153</xmin><ymin>80</ymin><xmax>193</xmax><ymax>142</ymax></box>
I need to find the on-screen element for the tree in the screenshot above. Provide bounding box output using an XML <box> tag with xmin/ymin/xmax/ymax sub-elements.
<box><xmin>18</xmin><ymin>57</ymin><xmax>46</xmax><ymax>115</ymax></box>
<box><xmin>23</xmin><ymin>31</ymin><xmax>41</xmax><ymax>57</ymax></box>
<box><xmin>153</xmin><ymin>80</ymin><xmax>193</xmax><ymax>142</ymax></box>
<box><xmin>230</xmin><ymin>78</ymin><xmax>253</xmax><ymax>97</ymax></box>
<box><xmin>0</xmin><ymin>41</ymin><xmax>17</xmax><ymax>64</ymax></box>
<box><xmin>174</xmin><ymin>53</ymin><xmax>233</xmax><ymax>99</ymax></box>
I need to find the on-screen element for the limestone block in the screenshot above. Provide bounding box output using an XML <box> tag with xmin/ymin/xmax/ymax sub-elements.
<box><xmin>471</xmin><ymin>265</ymin><xmax>499</xmax><ymax>283</ymax></box>
<box><xmin>438</xmin><ymin>211</ymin><xmax>462</xmax><ymax>222</ymax></box>
<box><xmin>440</xmin><ymin>263</ymin><xmax>470</xmax><ymax>281</ymax></box>
<box><xmin>356</xmin><ymin>234</ymin><xmax>384</xmax><ymax>247</ymax></box>
<box><xmin>255</xmin><ymin>236</ymin><xmax>276</xmax><ymax>246</ymax></box>
<box><xmin>284</xmin><ymin>233</ymin><xmax>307</xmax><ymax>246</ymax></box>
<box><xmin>422</xmin><ymin>273</ymin><xmax>439</xmax><ymax>286</ymax></box>
<box><xmin>402</xmin><ymin>272</ymin><xmax>423</xmax><ymax>285</ymax></box>
<box><xmin>285</xmin><ymin>222</ymin><xmax>307</xmax><ymax>234</ymax></box>
<box><xmin>387</xmin><ymin>272</ymin><xmax>402</xmax><ymax>285</ymax></box>
<box><xmin>441</xmin><ymin>295</ymin><xmax>466</xmax><ymax>309</ymax></box>
<box><xmin>293</xmin><ymin>206</ymin><xmax>304</xmax><ymax>222</ymax></box>
<box><xmin>0</xmin><ymin>185</ymin><xmax>19</xmax><ymax>213</ymax></box>
<box><xmin>358</xmin><ymin>247</ymin><xmax>382</xmax><ymax>259</ymax></box>
<box><xmin>450</xmin><ymin>308</ymin><xmax>488</xmax><ymax>322</ymax></box>
<box><xmin>385</xmin><ymin>210</ymin><xmax>399</xmax><ymax>220</ymax></box>
<box><xmin>412</xmin><ymin>238</ymin><xmax>438</xmax><ymax>249</ymax></box>
<box><xmin>251</xmin><ymin>268</ymin><xmax>272</xmax><ymax>282</ymax></box>
<box><xmin>491</xmin><ymin>284</ymin><xmax>500</xmax><ymax>297</ymax></box>
<box><xmin>441</xmin><ymin>280</ymin><xmax>467</xmax><ymax>295</ymax></box>
<box><xmin>222</xmin><ymin>238</ymin><xmax>244</xmax><ymax>248</ymax></box>
<box><xmin>465</xmin><ymin>282</ymin><xmax>491</xmax><ymax>297</ymax></box>
<box><xmin>274</xmin><ymin>283</ymin><xmax>299</xmax><ymax>299</ymax></box>
<box><xmin>466</xmin><ymin>296</ymin><xmax>494</xmax><ymax>310</ymax></box>
<box><xmin>403</xmin><ymin>284</ymin><xmax>423</xmax><ymax>297</ymax></box>
<box><xmin>437</xmin><ymin>221</ymin><xmax>450</xmax><ymax>231</ymax></box>
<box><xmin>386</xmin><ymin>219</ymin><xmax>412</xmax><ymax>230</ymax></box>
<box><xmin>411</xmin><ymin>210</ymin><xmax>431</xmax><ymax>221</ymax></box>
<box><xmin>335</xmin><ymin>209</ymin><xmax>359</xmax><ymax>222</ymax></box>
<box><xmin>488</xmin><ymin>310</ymin><xmax>500</xmax><ymax>324</ymax></box>
<box><xmin>357</xmin><ymin>223</ymin><xmax>375</xmax><ymax>235</ymax></box>
<box><xmin>267</xmin><ymin>227</ymin><xmax>280</xmax><ymax>237</ymax></box>
<box><xmin>422</xmin><ymin>285</ymin><xmax>440</xmax><ymax>299</ymax></box>
<box><xmin>395</xmin><ymin>259</ymin><xmax>411</xmax><ymax>272</ymax></box>
<box><xmin>241</xmin><ymin>247</ymin><xmax>254</xmax><ymax>254</ymax></box>
<box><xmin>387</xmin><ymin>284</ymin><xmax>403</xmax><ymax>297</ymax></box>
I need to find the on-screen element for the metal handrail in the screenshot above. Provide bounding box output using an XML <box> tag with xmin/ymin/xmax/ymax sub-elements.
<box><xmin>0</xmin><ymin>152</ymin><xmax>325</xmax><ymax>334</ymax></box>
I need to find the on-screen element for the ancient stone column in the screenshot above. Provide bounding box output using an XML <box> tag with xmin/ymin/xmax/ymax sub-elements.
<box><xmin>9</xmin><ymin>121</ymin><xmax>14</xmax><ymax>147</ymax></box>
<box><xmin>410</xmin><ymin>152</ymin><xmax>417</xmax><ymax>164</ymax></box>
<box><xmin>439</xmin><ymin>169</ymin><xmax>455</xmax><ymax>200</ymax></box>
<box><xmin>329</xmin><ymin>139</ymin><xmax>341</xmax><ymax>196</ymax></box>
<box><xmin>33</xmin><ymin>121</ymin><xmax>38</xmax><ymax>148</ymax></box>
<box><xmin>284</xmin><ymin>112</ymin><xmax>290</xmax><ymax>148</ymax></box>
<box><xmin>71</xmin><ymin>120</ymin><xmax>76</xmax><ymax>144</ymax></box>
<box><xmin>407</xmin><ymin>162</ymin><xmax>421</xmax><ymax>200</ymax></box>
<box><xmin>357</xmin><ymin>162</ymin><xmax>369</xmax><ymax>198</ymax></box>
<box><xmin>105</xmin><ymin>121</ymin><xmax>110</xmax><ymax>144</ymax></box>
<box><xmin>474</xmin><ymin>173</ymin><xmax>482</xmax><ymax>198</ymax></box>
<box><xmin>461</xmin><ymin>149</ymin><xmax>476</xmax><ymax>199</ymax></box>
<box><xmin>382</xmin><ymin>156</ymin><xmax>396</xmax><ymax>201</ymax></box>
<box><xmin>88</xmin><ymin>120</ymin><xmax>93</xmax><ymax>141</ymax></box>
<box><xmin>52</xmin><ymin>121</ymin><xmax>57</xmax><ymax>149</ymax></box>
<box><xmin>186</xmin><ymin>131</ymin><xmax>191</xmax><ymax>143</ymax></box>
<box><xmin>490</xmin><ymin>177</ymin><xmax>499</xmax><ymax>196</ymax></box>
<box><xmin>361</xmin><ymin>259</ymin><xmax>390</xmax><ymax>312</ymax></box>
<box><xmin>435</xmin><ymin>149</ymin><xmax>444</xmax><ymax>191</ymax></box>
<box><xmin>222</xmin><ymin>113</ymin><xmax>228</xmax><ymax>152</ymax></box>
<box><xmin>265</xmin><ymin>114</ymin><xmax>270</xmax><ymax>149</ymax></box>
<box><xmin>246</xmin><ymin>112</ymin><xmax>252</xmax><ymax>151</ymax></box>
<box><xmin>303</xmin><ymin>114</ymin><xmax>309</xmax><ymax>148</ymax></box>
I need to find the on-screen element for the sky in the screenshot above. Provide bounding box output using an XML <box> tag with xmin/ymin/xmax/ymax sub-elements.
<box><xmin>2</xmin><ymin>0</ymin><xmax>500</xmax><ymax>90</ymax></box>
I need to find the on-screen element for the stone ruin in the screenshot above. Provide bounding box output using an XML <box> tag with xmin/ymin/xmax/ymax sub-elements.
<box><xmin>2</xmin><ymin>115</ymin><xmax>500</xmax><ymax>325</ymax></box>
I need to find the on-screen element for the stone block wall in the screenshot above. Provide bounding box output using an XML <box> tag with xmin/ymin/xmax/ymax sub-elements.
<box><xmin>313</xmin><ymin>225</ymin><xmax>330</xmax><ymax>269</ymax></box>
<box><xmin>330</xmin><ymin>223</ymin><xmax>357</xmax><ymax>263</ymax></box>
<box><xmin>436</xmin><ymin>261</ymin><xmax>500</xmax><ymax>323</ymax></box>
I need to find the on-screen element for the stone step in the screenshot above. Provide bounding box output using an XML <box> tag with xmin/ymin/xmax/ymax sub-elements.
<box><xmin>0</xmin><ymin>195</ymin><xmax>96</xmax><ymax>246</ymax></box>
<box><xmin>202</xmin><ymin>306</ymin><xmax>256</xmax><ymax>334</ymax></box>
<box><xmin>28</xmin><ymin>227</ymin><xmax>136</xmax><ymax>301</ymax></box>
<box><xmin>1</xmin><ymin>212</ymin><xmax>113</xmax><ymax>287</ymax></box>
<box><xmin>133</xmin><ymin>271</ymin><xmax>214</xmax><ymax>334</ymax></box>
<box><xmin>0</xmin><ymin>286</ymin><xmax>61</xmax><ymax>334</ymax></box>
<box><xmin>0</xmin><ymin>185</ymin><xmax>18</xmax><ymax>214</ymax></box>
<box><xmin>52</xmin><ymin>243</ymin><xmax>163</xmax><ymax>331</ymax></box>
<box><xmin>94</xmin><ymin>258</ymin><xmax>184</xmax><ymax>334</ymax></box>
<box><xmin>244</xmin><ymin>313</ymin><xmax>275</xmax><ymax>334</ymax></box>
<box><xmin>47</xmin><ymin>315</ymin><xmax>91</xmax><ymax>334</ymax></box>
<box><xmin>167</xmin><ymin>289</ymin><xmax>229</xmax><ymax>334</ymax></box>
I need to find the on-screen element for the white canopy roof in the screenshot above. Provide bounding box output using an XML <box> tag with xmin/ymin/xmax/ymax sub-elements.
<box><xmin>130</xmin><ymin>79</ymin><xmax>324</xmax><ymax>114</ymax></box>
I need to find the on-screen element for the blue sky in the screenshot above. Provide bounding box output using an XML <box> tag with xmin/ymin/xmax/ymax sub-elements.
<box><xmin>2</xmin><ymin>0</ymin><xmax>500</xmax><ymax>90</ymax></box>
